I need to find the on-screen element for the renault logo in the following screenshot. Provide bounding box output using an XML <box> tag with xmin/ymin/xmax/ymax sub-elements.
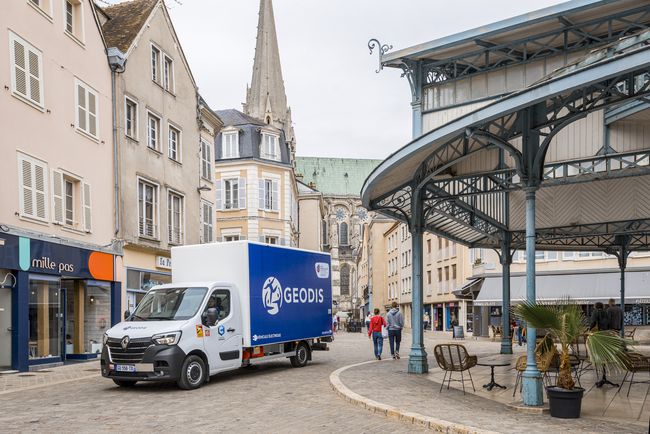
<box><xmin>121</xmin><ymin>336</ymin><xmax>130</xmax><ymax>350</ymax></box>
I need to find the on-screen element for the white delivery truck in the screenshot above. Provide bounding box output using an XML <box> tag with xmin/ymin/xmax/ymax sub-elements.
<box><xmin>101</xmin><ymin>241</ymin><xmax>333</xmax><ymax>389</ymax></box>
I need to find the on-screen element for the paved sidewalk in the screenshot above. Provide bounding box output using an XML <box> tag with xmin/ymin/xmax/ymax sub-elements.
<box><xmin>333</xmin><ymin>333</ymin><xmax>650</xmax><ymax>434</ymax></box>
<box><xmin>0</xmin><ymin>361</ymin><xmax>100</xmax><ymax>395</ymax></box>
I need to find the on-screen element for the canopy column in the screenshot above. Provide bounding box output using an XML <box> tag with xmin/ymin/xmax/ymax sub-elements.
<box><xmin>408</xmin><ymin>187</ymin><xmax>428</xmax><ymax>374</ymax></box>
<box><xmin>499</xmin><ymin>233</ymin><xmax>512</xmax><ymax>355</ymax></box>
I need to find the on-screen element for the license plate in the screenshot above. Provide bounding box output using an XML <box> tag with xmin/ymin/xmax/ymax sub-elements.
<box><xmin>115</xmin><ymin>364</ymin><xmax>136</xmax><ymax>373</ymax></box>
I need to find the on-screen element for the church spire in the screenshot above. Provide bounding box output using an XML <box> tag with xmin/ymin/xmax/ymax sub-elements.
<box><xmin>244</xmin><ymin>0</ymin><xmax>295</xmax><ymax>151</ymax></box>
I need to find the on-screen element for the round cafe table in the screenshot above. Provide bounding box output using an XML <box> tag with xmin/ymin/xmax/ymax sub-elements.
<box><xmin>477</xmin><ymin>357</ymin><xmax>511</xmax><ymax>391</ymax></box>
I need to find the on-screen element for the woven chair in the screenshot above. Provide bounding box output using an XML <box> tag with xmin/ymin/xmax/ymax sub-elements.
<box><xmin>512</xmin><ymin>340</ymin><xmax>557</xmax><ymax>397</ymax></box>
<box><xmin>617</xmin><ymin>352</ymin><xmax>650</xmax><ymax>397</ymax></box>
<box><xmin>570</xmin><ymin>334</ymin><xmax>596</xmax><ymax>383</ymax></box>
<box><xmin>433</xmin><ymin>344</ymin><xmax>477</xmax><ymax>395</ymax></box>
<box><xmin>624</xmin><ymin>327</ymin><xmax>637</xmax><ymax>341</ymax></box>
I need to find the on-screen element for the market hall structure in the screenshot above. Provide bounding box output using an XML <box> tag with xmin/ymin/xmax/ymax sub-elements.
<box><xmin>364</xmin><ymin>0</ymin><xmax>650</xmax><ymax>407</ymax></box>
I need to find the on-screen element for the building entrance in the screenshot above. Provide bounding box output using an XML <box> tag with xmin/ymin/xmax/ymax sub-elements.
<box><xmin>0</xmin><ymin>287</ymin><xmax>12</xmax><ymax>369</ymax></box>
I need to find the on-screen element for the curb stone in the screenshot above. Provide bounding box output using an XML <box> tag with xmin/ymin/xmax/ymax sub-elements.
<box><xmin>329</xmin><ymin>360</ymin><xmax>499</xmax><ymax>434</ymax></box>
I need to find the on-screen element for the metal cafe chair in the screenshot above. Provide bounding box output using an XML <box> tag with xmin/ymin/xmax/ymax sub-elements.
<box><xmin>434</xmin><ymin>344</ymin><xmax>477</xmax><ymax>395</ymax></box>
<box><xmin>617</xmin><ymin>352</ymin><xmax>650</xmax><ymax>397</ymax></box>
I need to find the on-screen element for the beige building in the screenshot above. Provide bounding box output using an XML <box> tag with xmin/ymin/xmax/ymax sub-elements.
<box><xmin>101</xmin><ymin>0</ymin><xmax>206</xmax><ymax>312</ymax></box>
<box><xmin>0</xmin><ymin>0</ymin><xmax>120</xmax><ymax>371</ymax></box>
<box><xmin>297</xmin><ymin>181</ymin><xmax>325</xmax><ymax>252</ymax></box>
<box><xmin>354</xmin><ymin>217</ymin><xmax>393</xmax><ymax>316</ymax></box>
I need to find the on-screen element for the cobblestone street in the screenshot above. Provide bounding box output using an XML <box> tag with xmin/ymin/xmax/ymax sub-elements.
<box><xmin>0</xmin><ymin>333</ymin><xmax>423</xmax><ymax>433</ymax></box>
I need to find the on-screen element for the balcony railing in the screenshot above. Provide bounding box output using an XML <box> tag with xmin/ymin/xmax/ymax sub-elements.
<box><xmin>168</xmin><ymin>227</ymin><xmax>184</xmax><ymax>245</ymax></box>
<box><xmin>138</xmin><ymin>218</ymin><xmax>157</xmax><ymax>238</ymax></box>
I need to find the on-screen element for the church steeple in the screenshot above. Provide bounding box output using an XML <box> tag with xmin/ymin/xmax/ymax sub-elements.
<box><xmin>244</xmin><ymin>0</ymin><xmax>295</xmax><ymax>155</ymax></box>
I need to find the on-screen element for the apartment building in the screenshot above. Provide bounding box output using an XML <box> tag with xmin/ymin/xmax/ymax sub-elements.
<box><xmin>0</xmin><ymin>0</ymin><xmax>120</xmax><ymax>371</ymax></box>
<box><xmin>101</xmin><ymin>0</ymin><xmax>206</xmax><ymax>312</ymax></box>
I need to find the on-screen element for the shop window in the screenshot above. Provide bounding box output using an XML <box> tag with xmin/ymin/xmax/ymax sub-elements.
<box><xmin>126</xmin><ymin>269</ymin><xmax>171</xmax><ymax>312</ymax></box>
<box><xmin>28</xmin><ymin>277</ymin><xmax>61</xmax><ymax>359</ymax></box>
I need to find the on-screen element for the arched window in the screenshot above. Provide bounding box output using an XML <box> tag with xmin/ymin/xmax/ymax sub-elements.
<box><xmin>340</xmin><ymin>265</ymin><xmax>350</xmax><ymax>296</ymax></box>
<box><xmin>339</xmin><ymin>222</ymin><xmax>349</xmax><ymax>246</ymax></box>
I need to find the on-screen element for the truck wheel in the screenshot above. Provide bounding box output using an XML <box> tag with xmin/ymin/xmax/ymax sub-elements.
<box><xmin>290</xmin><ymin>342</ymin><xmax>310</xmax><ymax>368</ymax></box>
<box><xmin>113</xmin><ymin>379</ymin><xmax>137</xmax><ymax>388</ymax></box>
<box><xmin>177</xmin><ymin>355</ymin><xmax>206</xmax><ymax>390</ymax></box>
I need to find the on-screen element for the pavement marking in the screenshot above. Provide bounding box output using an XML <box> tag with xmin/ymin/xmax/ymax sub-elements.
<box><xmin>329</xmin><ymin>360</ymin><xmax>500</xmax><ymax>434</ymax></box>
<box><xmin>0</xmin><ymin>373</ymin><xmax>99</xmax><ymax>396</ymax></box>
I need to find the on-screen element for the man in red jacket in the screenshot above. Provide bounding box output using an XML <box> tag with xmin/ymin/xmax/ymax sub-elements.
<box><xmin>368</xmin><ymin>308</ymin><xmax>387</xmax><ymax>360</ymax></box>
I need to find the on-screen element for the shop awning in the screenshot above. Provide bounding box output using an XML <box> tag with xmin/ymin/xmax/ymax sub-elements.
<box><xmin>474</xmin><ymin>271</ymin><xmax>650</xmax><ymax>306</ymax></box>
<box><xmin>453</xmin><ymin>278</ymin><xmax>483</xmax><ymax>299</ymax></box>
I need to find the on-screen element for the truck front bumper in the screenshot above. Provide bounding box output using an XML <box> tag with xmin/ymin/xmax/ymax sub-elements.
<box><xmin>101</xmin><ymin>344</ymin><xmax>186</xmax><ymax>382</ymax></box>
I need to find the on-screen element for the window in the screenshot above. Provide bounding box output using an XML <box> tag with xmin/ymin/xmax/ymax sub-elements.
<box><xmin>168</xmin><ymin>125</ymin><xmax>181</xmax><ymax>162</ymax></box>
<box><xmin>167</xmin><ymin>191</ymin><xmax>184</xmax><ymax>244</ymax></box>
<box><xmin>340</xmin><ymin>265</ymin><xmax>350</xmax><ymax>296</ymax></box>
<box><xmin>63</xmin><ymin>0</ymin><xmax>83</xmax><ymax>41</ymax></box>
<box><xmin>151</xmin><ymin>45</ymin><xmax>160</xmax><ymax>82</ymax></box>
<box><xmin>264</xmin><ymin>236</ymin><xmax>278</xmax><ymax>245</ymax></box>
<box><xmin>65</xmin><ymin>1</ymin><xmax>73</xmax><ymax>32</ymax></box>
<box><xmin>200</xmin><ymin>139</ymin><xmax>212</xmax><ymax>180</ymax></box>
<box><xmin>147</xmin><ymin>112</ymin><xmax>160</xmax><ymax>150</ymax></box>
<box><xmin>18</xmin><ymin>153</ymin><xmax>48</xmax><ymax>221</ymax></box>
<box><xmin>200</xmin><ymin>201</ymin><xmax>213</xmax><ymax>243</ymax></box>
<box><xmin>222</xmin><ymin>132</ymin><xmax>239</xmax><ymax>159</ymax></box>
<box><xmin>204</xmin><ymin>290</ymin><xmax>231</xmax><ymax>321</ymax></box>
<box><xmin>427</xmin><ymin>239</ymin><xmax>431</xmax><ymax>254</ymax></box>
<box><xmin>51</xmin><ymin>170</ymin><xmax>91</xmax><ymax>231</ymax></box>
<box><xmin>223</xmin><ymin>235</ymin><xmax>240</xmax><ymax>242</ymax></box>
<box><xmin>64</xmin><ymin>179</ymin><xmax>73</xmax><ymax>225</ymax></box>
<box><xmin>260</xmin><ymin>132</ymin><xmax>279</xmax><ymax>160</ymax></box>
<box><xmin>339</xmin><ymin>222</ymin><xmax>349</xmax><ymax>246</ymax></box>
<box><xmin>217</xmin><ymin>178</ymin><xmax>246</xmax><ymax>210</ymax></box>
<box><xmin>29</xmin><ymin>0</ymin><xmax>53</xmax><ymax>17</ymax></box>
<box><xmin>9</xmin><ymin>32</ymin><xmax>44</xmax><ymax>108</ymax></box>
<box><xmin>427</xmin><ymin>270</ymin><xmax>432</xmax><ymax>285</ymax></box>
<box><xmin>321</xmin><ymin>220</ymin><xmax>329</xmax><ymax>245</ymax></box>
<box><xmin>259</xmin><ymin>179</ymin><xmax>279</xmax><ymax>211</ymax></box>
<box><xmin>163</xmin><ymin>55</ymin><xmax>174</xmax><ymax>92</ymax></box>
<box><xmin>138</xmin><ymin>179</ymin><xmax>158</xmax><ymax>238</ymax></box>
<box><xmin>76</xmin><ymin>81</ymin><xmax>98</xmax><ymax>138</ymax></box>
<box><xmin>125</xmin><ymin>98</ymin><xmax>137</xmax><ymax>139</ymax></box>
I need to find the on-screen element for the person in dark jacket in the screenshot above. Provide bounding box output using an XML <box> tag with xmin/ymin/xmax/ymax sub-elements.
<box><xmin>386</xmin><ymin>302</ymin><xmax>404</xmax><ymax>360</ymax></box>
<box><xmin>606</xmin><ymin>298</ymin><xmax>624</xmax><ymax>332</ymax></box>
<box><xmin>589</xmin><ymin>302</ymin><xmax>609</xmax><ymax>331</ymax></box>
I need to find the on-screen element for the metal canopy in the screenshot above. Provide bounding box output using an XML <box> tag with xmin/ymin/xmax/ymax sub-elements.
<box><xmin>362</xmin><ymin>30</ymin><xmax>650</xmax><ymax>251</ymax></box>
<box><xmin>382</xmin><ymin>0</ymin><xmax>650</xmax><ymax>86</ymax></box>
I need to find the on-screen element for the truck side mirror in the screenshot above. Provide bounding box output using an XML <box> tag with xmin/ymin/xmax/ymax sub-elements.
<box><xmin>206</xmin><ymin>308</ymin><xmax>218</xmax><ymax>326</ymax></box>
<box><xmin>124</xmin><ymin>310</ymin><xmax>131</xmax><ymax>320</ymax></box>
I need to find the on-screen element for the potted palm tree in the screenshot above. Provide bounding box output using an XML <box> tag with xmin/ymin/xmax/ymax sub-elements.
<box><xmin>515</xmin><ymin>301</ymin><xmax>629</xmax><ymax>418</ymax></box>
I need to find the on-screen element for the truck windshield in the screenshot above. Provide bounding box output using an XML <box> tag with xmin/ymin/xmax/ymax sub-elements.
<box><xmin>131</xmin><ymin>287</ymin><xmax>207</xmax><ymax>321</ymax></box>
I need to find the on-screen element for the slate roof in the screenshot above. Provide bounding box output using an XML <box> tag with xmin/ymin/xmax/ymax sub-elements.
<box><xmin>295</xmin><ymin>157</ymin><xmax>382</xmax><ymax>197</ymax></box>
<box><xmin>215</xmin><ymin>109</ymin><xmax>267</xmax><ymax>127</ymax></box>
<box><xmin>102</xmin><ymin>0</ymin><xmax>158</xmax><ymax>53</ymax></box>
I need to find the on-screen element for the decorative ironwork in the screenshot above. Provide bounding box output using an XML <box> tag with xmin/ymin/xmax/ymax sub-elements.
<box><xmin>368</xmin><ymin>39</ymin><xmax>393</xmax><ymax>73</ymax></box>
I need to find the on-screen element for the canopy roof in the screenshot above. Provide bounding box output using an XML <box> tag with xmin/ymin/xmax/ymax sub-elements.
<box><xmin>363</xmin><ymin>30</ymin><xmax>650</xmax><ymax>251</ymax></box>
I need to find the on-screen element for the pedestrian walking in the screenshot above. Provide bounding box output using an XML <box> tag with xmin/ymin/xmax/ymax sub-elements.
<box><xmin>332</xmin><ymin>314</ymin><xmax>338</xmax><ymax>333</ymax></box>
<box><xmin>368</xmin><ymin>308</ymin><xmax>386</xmax><ymax>360</ymax></box>
<box><xmin>514</xmin><ymin>319</ymin><xmax>523</xmax><ymax>346</ymax></box>
<box><xmin>365</xmin><ymin>312</ymin><xmax>372</xmax><ymax>331</ymax></box>
<box><xmin>606</xmin><ymin>298</ymin><xmax>623</xmax><ymax>332</ymax></box>
<box><xmin>423</xmin><ymin>312</ymin><xmax>430</xmax><ymax>331</ymax></box>
<box><xmin>590</xmin><ymin>302</ymin><xmax>609</xmax><ymax>331</ymax></box>
<box><xmin>386</xmin><ymin>302</ymin><xmax>404</xmax><ymax>359</ymax></box>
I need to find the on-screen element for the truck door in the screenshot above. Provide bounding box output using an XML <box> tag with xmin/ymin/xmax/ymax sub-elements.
<box><xmin>202</xmin><ymin>288</ymin><xmax>242</xmax><ymax>373</ymax></box>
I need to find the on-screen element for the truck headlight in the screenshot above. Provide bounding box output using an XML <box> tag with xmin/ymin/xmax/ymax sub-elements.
<box><xmin>102</xmin><ymin>333</ymin><xmax>109</xmax><ymax>345</ymax></box>
<box><xmin>152</xmin><ymin>331</ymin><xmax>182</xmax><ymax>346</ymax></box>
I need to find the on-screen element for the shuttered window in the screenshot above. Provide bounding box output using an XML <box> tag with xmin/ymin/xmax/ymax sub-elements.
<box><xmin>200</xmin><ymin>139</ymin><xmax>212</xmax><ymax>180</ymax></box>
<box><xmin>82</xmin><ymin>182</ymin><xmax>91</xmax><ymax>232</ymax></box>
<box><xmin>258</xmin><ymin>179</ymin><xmax>279</xmax><ymax>211</ymax></box>
<box><xmin>76</xmin><ymin>80</ymin><xmax>98</xmax><ymax>138</ymax></box>
<box><xmin>18</xmin><ymin>154</ymin><xmax>48</xmax><ymax>221</ymax></box>
<box><xmin>9</xmin><ymin>32</ymin><xmax>44</xmax><ymax>108</ymax></box>
<box><xmin>216</xmin><ymin>178</ymin><xmax>246</xmax><ymax>210</ymax></box>
<box><xmin>200</xmin><ymin>201</ymin><xmax>213</xmax><ymax>244</ymax></box>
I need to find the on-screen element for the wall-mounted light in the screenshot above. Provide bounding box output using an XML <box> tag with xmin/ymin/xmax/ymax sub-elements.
<box><xmin>197</xmin><ymin>185</ymin><xmax>211</xmax><ymax>192</ymax></box>
<box><xmin>89</xmin><ymin>296</ymin><xmax>95</xmax><ymax>305</ymax></box>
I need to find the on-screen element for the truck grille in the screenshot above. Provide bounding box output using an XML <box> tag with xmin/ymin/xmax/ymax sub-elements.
<box><xmin>107</xmin><ymin>337</ymin><xmax>153</xmax><ymax>364</ymax></box>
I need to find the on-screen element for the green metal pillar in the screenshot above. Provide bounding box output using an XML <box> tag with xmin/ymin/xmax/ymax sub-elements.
<box><xmin>408</xmin><ymin>187</ymin><xmax>428</xmax><ymax>374</ymax></box>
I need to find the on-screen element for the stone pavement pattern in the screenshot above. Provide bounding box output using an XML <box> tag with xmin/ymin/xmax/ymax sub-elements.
<box><xmin>0</xmin><ymin>333</ymin><xmax>425</xmax><ymax>433</ymax></box>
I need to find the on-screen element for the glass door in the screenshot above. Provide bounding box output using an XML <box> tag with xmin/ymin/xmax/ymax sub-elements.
<box><xmin>28</xmin><ymin>276</ymin><xmax>62</xmax><ymax>360</ymax></box>
<box><xmin>0</xmin><ymin>287</ymin><xmax>12</xmax><ymax>369</ymax></box>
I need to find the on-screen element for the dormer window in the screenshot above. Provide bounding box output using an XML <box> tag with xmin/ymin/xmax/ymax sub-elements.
<box><xmin>261</xmin><ymin>132</ymin><xmax>279</xmax><ymax>161</ymax></box>
<box><xmin>222</xmin><ymin>131</ymin><xmax>239</xmax><ymax>159</ymax></box>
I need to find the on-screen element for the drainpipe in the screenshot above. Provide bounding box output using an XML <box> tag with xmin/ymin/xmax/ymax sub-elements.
<box><xmin>107</xmin><ymin>48</ymin><xmax>126</xmax><ymax>237</ymax></box>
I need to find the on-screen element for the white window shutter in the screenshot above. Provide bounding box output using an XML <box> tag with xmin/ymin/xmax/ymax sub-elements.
<box><xmin>215</xmin><ymin>179</ymin><xmax>223</xmax><ymax>210</ymax></box>
<box><xmin>272</xmin><ymin>180</ymin><xmax>279</xmax><ymax>212</ymax></box>
<box><xmin>88</xmin><ymin>91</ymin><xmax>97</xmax><ymax>137</ymax></box>
<box><xmin>12</xmin><ymin>39</ymin><xmax>27</xmax><ymax>98</ymax></box>
<box><xmin>19</xmin><ymin>158</ymin><xmax>34</xmax><ymax>217</ymax></box>
<box><xmin>239</xmin><ymin>177</ymin><xmax>246</xmax><ymax>209</ymax></box>
<box><xmin>77</xmin><ymin>85</ymin><xmax>87</xmax><ymax>132</ymax></box>
<box><xmin>258</xmin><ymin>179</ymin><xmax>265</xmax><ymax>209</ymax></box>
<box><xmin>27</xmin><ymin>49</ymin><xmax>41</xmax><ymax>105</ymax></box>
<box><xmin>82</xmin><ymin>182</ymin><xmax>92</xmax><ymax>232</ymax></box>
<box><xmin>259</xmin><ymin>235</ymin><xmax>265</xmax><ymax>242</ymax></box>
<box><xmin>52</xmin><ymin>170</ymin><xmax>64</xmax><ymax>224</ymax></box>
<box><xmin>33</xmin><ymin>162</ymin><xmax>47</xmax><ymax>220</ymax></box>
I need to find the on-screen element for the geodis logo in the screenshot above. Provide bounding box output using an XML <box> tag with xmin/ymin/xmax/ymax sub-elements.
<box><xmin>262</xmin><ymin>276</ymin><xmax>325</xmax><ymax>315</ymax></box>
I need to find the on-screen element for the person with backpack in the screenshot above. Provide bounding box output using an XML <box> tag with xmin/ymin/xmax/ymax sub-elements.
<box><xmin>386</xmin><ymin>302</ymin><xmax>404</xmax><ymax>359</ymax></box>
<box><xmin>367</xmin><ymin>308</ymin><xmax>386</xmax><ymax>360</ymax></box>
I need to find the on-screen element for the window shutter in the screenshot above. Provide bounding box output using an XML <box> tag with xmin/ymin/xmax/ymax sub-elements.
<box><xmin>34</xmin><ymin>162</ymin><xmax>47</xmax><ymax>220</ymax></box>
<box><xmin>238</xmin><ymin>177</ymin><xmax>246</xmax><ymax>209</ymax></box>
<box><xmin>259</xmin><ymin>235</ymin><xmax>265</xmax><ymax>243</ymax></box>
<box><xmin>28</xmin><ymin>49</ymin><xmax>41</xmax><ymax>105</ymax></box>
<box><xmin>12</xmin><ymin>39</ymin><xmax>27</xmax><ymax>98</ymax></box>
<box><xmin>77</xmin><ymin>85</ymin><xmax>87</xmax><ymax>132</ymax></box>
<box><xmin>51</xmin><ymin>170</ymin><xmax>64</xmax><ymax>224</ymax></box>
<box><xmin>258</xmin><ymin>179</ymin><xmax>265</xmax><ymax>209</ymax></box>
<box><xmin>82</xmin><ymin>182</ymin><xmax>92</xmax><ymax>232</ymax></box>
<box><xmin>272</xmin><ymin>180</ymin><xmax>279</xmax><ymax>212</ymax></box>
<box><xmin>88</xmin><ymin>91</ymin><xmax>97</xmax><ymax>137</ymax></box>
<box><xmin>19</xmin><ymin>158</ymin><xmax>34</xmax><ymax>217</ymax></box>
<box><xmin>215</xmin><ymin>179</ymin><xmax>223</xmax><ymax>210</ymax></box>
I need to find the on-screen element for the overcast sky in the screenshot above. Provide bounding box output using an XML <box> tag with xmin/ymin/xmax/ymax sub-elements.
<box><xmin>158</xmin><ymin>0</ymin><xmax>565</xmax><ymax>160</ymax></box>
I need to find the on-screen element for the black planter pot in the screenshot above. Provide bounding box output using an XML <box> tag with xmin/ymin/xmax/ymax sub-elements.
<box><xmin>546</xmin><ymin>386</ymin><xmax>585</xmax><ymax>418</ymax></box>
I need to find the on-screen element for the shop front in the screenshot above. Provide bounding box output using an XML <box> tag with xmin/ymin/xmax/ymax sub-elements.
<box><xmin>0</xmin><ymin>233</ymin><xmax>120</xmax><ymax>371</ymax></box>
<box><xmin>123</xmin><ymin>249</ymin><xmax>171</xmax><ymax>313</ymax></box>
